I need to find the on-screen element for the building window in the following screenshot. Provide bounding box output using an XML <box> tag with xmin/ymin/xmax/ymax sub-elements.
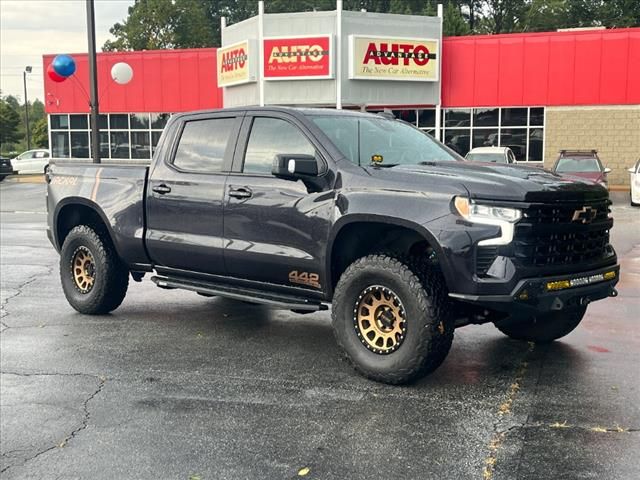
<box><xmin>50</xmin><ymin>114</ymin><xmax>69</xmax><ymax>130</ymax></box>
<box><xmin>392</xmin><ymin>109</ymin><xmax>417</xmax><ymax>125</ymax></box>
<box><xmin>49</xmin><ymin>112</ymin><xmax>170</xmax><ymax>161</ymax></box>
<box><xmin>473</xmin><ymin>108</ymin><xmax>499</xmax><ymax>127</ymax></box>
<box><xmin>151</xmin><ymin>113</ymin><xmax>170</xmax><ymax>130</ymax></box>
<box><xmin>110</xmin><ymin>131</ymin><xmax>130</xmax><ymax>159</ymax></box>
<box><xmin>418</xmin><ymin>109</ymin><xmax>435</xmax><ymax>136</ymax></box>
<box><xmin>443</xmin><ymin>107</ymin><xmax>545</xmax><ymax>161</ymax></box>
<box><xmin>69</xmin><ymin>114</ymin><xmax>88</xmax><ymax>129</ymax></box>
<box><xmin>70</xmin><ymin>131</ymin><xmax>90</xmax><ymax>158</ymax></box>
<box><xmin>51</xmin><ymin>130</ymin><xmax>69</xmax><ymax>157</ymax></box>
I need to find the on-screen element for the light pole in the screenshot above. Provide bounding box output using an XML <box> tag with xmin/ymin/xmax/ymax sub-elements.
<box><xmin>23</xmin><ymin>66</ymin><xmax>32</xmax><ymax>150</ymax></box>
<box><xmin>86</xmin><ymin>0</ymin><xmax>100</xmax><ymax>163</ymax></box>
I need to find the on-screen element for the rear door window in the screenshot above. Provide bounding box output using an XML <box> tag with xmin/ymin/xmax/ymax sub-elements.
<box><xmin>173</xmin><ymin>118</ymin><xmax>235</xmax><ymax>173</ymax></box>
<box><xmin>243</xmin><ymin>117</ymin><xmax>315</xmax><ymax>174</ymax></box>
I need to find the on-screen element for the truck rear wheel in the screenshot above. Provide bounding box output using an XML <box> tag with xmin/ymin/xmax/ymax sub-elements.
<box><xmin>495</xmin><ymin>306</ymin><xmax>587</xmax><ymax>343</ymax></box>
<box><xmin>332</xmin><ymin>255</ymin><xmax>453</xmax><ymax>384</ymax></box>
<box><xmin>60</xmin><ymin>225</ymin><xmax>129</xmax><ymax>314</ymax></box>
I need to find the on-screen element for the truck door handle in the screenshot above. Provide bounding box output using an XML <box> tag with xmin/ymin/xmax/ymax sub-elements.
<box><xmin>152</xmin><ymin>184</ymin><xmax>172</xmax><ymax>195</ymax></box>
<box><xmin>229</xmin><ymin>187</ymin><xmax>252</xmax><ymax>199</ymax></box>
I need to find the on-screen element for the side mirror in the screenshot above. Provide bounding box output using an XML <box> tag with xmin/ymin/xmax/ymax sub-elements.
<box><xmin>272</xmin><ymin>154</ymin><xmax>318</xmax><ymax>179</ymax></box>
<box><xmin>629</xmin><ymin>167</ymin><xmax>636</xmax><ymax>173</ymax></box>
<box><xmin>604</xmin><ymin>167</ymin><xmax>612</xmax><ymax>174</ymax></box>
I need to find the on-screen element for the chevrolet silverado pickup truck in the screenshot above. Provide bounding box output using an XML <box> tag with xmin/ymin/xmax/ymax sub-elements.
<box><xmin>46</xmin><ymin>107</ymin><xmax>619</xmax><ymax>384</ymax></box>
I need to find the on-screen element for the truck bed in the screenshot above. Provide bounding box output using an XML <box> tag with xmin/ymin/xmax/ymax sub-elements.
<box><xmin>46</xmin><ymin>161</ymin><xmax>150</xmax><ymax>267</ymax></box>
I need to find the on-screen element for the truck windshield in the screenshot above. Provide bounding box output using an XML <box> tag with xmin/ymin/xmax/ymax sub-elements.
<box><xmin>310</xmin><ymin>115</ymin><xmax>460</xmax><ymax>166</ymax></box>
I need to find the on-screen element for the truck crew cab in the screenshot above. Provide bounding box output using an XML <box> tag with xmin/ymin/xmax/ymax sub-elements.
<box><xmin>47</xmin><ymin>107</ymin><xmax>619</xmax><ymax>384</ymax></box>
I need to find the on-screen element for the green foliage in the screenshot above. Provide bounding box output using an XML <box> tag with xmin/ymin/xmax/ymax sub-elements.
<box><xmin>103</xmin><ymin>0</ymin><xmax>215</xmax><ymax>51</ymax></box>
<box><xmin>0</xmin><ymin>95</ymin><xmax>46</xmax><ymax>154</ymax></box>
<box><xmin>0</xmin><ymin>98</ymin><xmax>23</xmax><ymax>147</ymax></box>
<box><xmin>478</xmin><ymin>0</ymin><xmax>530</xmax><ymax>33</ymax></box>
<box><xmin>443</xmin><ymin>1</ymin><xmax>471</xmax><ymax>36</ymax></box>
<box><xmin>599</xmin><ymin>0</ymin><xmax>640</xmax><ymax>28</ymax></box>
<box><xmin>32</xmin><ymin>118</ymin><xmax>49</xmax><ymax>149</ymax></box>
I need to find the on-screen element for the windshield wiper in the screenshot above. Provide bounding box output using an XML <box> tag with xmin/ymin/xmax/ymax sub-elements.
<box><xmin>369</xmin><ymin>163</ymin><xmax>399</xmax><ymax>168</ymax></box>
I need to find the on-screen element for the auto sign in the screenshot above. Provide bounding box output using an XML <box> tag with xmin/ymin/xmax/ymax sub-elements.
<box><xmin>263</xmin><ymin>35</ymin><xmax>333</xmax><ymax>80</ymax></box>
<box><xmin>349</xmin><ymin>35</ymin><xmax>439</xmax><ymax>82</ymax></box>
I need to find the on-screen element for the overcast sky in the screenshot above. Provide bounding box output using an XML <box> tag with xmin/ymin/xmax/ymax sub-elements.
<box><xmin>0</xmin><ymin>0</ymin><xmax>134</xmax><ymax>102</ymax></box>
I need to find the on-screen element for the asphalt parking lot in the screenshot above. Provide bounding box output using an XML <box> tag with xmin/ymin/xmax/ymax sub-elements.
<box><xmin>1</xmin><ymin>180</ymin><xmax>639</xmax><ymax>480</ymax></box>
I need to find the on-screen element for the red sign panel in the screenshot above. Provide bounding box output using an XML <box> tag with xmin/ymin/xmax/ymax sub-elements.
<box><xmin>263</xmin><ymin>35</ymin><xmax>332</xmax><ymax>80</ymax></box>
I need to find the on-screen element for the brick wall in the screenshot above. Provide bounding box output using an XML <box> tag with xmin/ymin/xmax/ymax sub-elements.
<box><xmin>544</xmin><ymin>106</ymin><xmax>640</xmax><ymax>187</ymax></box>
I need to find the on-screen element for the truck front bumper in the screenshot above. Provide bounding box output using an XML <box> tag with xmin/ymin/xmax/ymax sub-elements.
<box><xmin>449</xmin><ymin>264</ymin><xmax>620</xmax><ymax>315</ymax></box>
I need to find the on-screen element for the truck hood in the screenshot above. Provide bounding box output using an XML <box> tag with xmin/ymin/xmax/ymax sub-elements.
<box><xmin>368</xmin><ymin>161</ymin><xmax>608</xmax><ymax>203</ymax></box>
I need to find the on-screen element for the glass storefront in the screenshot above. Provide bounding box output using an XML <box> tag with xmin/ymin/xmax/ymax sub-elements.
<box><xmin>51</xmin><ymin>107</ymin><xmax>544</xmax><ymax>162</ymax></box>
<box><xmin>375</xmin><ymin>106</ymin><xmax>545</xmax><ymax>161</ymax></box>
<box><xmin>50</xmin><ymin>113</ymin><xmax>170</xmax><ymax>160</ymax></box>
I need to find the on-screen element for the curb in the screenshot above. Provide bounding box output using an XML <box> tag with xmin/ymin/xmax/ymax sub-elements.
<box><xmin>609</xmin><ymin>185</ymin><xmax>630</xmax><ymax>192</ymax></box>
<box><xmin>2</xmin><ymin>175</ymin><xmax>46</xmax><ymax>184</ymax></box>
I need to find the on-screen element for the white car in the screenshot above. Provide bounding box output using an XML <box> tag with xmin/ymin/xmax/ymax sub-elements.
<box><xmin>629</xmin><ymin>159</ymin><xmax>640</xmax><ymax>206</ymax></box>
<box><xmin>10</xmin><ymin>149</ymin><xmax>50</xmax><ymax>174</ymax></box>
<box><xmin>465</xmin><ymin>146</ymin><xmax>517</xmax><ymax>164</ymax></box>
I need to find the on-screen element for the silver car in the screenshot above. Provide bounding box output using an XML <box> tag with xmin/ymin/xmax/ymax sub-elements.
<box><xmin>10</xmin><ymin>149</ymin><xmax>50</xmax><ymax>174</ymax></box>
<box><xmin>465</xmin><ymin>146</ymin><xmax>517</xmax><ymax>164</ymax></box>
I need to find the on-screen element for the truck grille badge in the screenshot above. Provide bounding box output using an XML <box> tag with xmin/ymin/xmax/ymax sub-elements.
<box><xmin>571</xmin><ymin>206</ymin><xmax>597</xmax><ymax>224</ymax></box>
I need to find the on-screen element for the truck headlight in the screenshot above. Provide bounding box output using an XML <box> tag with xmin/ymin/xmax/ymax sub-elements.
<box><xmin>454</xmin><ymin>197</ymin><xmax>522</xmax><ymax>246</ymax></box>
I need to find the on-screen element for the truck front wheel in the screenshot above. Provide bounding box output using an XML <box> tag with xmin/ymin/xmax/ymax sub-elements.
<box><xmin>332</xmin><ymin>255</ymin><xmax>453</xmax><ymax>384</ymax></box>
<box><xmin>60</xmin><ymin>225</ymin><xmax>129</xmax><ymax>314</ymax></box>
<box><xmin>495</xmin><ymin>306</ymin><xmax>587</xmax><ymax>343</ymax></box>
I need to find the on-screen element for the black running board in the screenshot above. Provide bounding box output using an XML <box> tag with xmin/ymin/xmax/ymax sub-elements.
<box><xmin>151</xmin><ymin>276</ymin><xmax>327</xmax><ymax>312</ymax></box>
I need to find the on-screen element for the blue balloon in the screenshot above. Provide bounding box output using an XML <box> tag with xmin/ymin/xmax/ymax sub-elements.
<box><xmin>52</xmin><ymin>54</ymin><xmax>76</xmax><ymax>77</ymax></box>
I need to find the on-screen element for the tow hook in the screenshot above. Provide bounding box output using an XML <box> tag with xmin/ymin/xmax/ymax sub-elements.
<box><xmin>610</xmin><ymin>288</ymin><xmax>618</xmax><ymax>298</ymax></box>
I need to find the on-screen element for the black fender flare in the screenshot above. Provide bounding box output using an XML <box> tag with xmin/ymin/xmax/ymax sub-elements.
<box><xmin>53</xmin><ymin>197</ymin><xmax>117</xmax><ymax>251</ymax></box>
<box><xmin>325</xmin><ymin>214</ymin><xmax>453</xmax><ymax>297</ymax></box>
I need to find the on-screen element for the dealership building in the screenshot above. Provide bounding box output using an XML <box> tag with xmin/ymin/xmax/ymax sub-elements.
<box><xmin>42</xmin><ymin>8</ymin><xmax>639</xmax><ymax>186</ymax></box>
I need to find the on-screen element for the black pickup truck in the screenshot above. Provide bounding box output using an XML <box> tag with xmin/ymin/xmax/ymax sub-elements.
<box><xmin>46</xmin><ymin>107</ymin><xmax>619</xmax><ymax>384</ymax></box>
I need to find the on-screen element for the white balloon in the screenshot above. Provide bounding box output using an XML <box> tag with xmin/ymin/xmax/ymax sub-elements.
<box><xmin>111</xmin><ymin>62</ymin><xmax>133</xmax><ymax>85</ymax></box>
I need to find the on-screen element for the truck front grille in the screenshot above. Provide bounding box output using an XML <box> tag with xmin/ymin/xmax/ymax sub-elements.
<box><xmin>513</xmin><ymin>200</ymin><xmax>612</xmax><ymax>267</ymax></box>
<box><xmin>522</xmin><ymin>200</ymin><xmax>610</xmax><ymax>224</ymax></box>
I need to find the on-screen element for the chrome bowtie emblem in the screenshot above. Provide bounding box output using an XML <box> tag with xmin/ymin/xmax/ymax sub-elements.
<box><xmin>571</xmin><ymin>206</ymin><xmax>597</xmax><ymax>224</ymax></box>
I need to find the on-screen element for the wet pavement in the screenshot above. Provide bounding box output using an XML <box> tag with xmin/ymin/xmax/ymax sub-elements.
<box><xmin>1</xmin><ymin>181</ymin><xmax>639</xmax><ymax>480</ymax></box>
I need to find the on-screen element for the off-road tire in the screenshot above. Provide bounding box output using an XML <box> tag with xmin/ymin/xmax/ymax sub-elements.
<box><xmin>495</xmin><ymin>306</ymin><xmax>587</xmax><ymax>343</ymax></box>
<box><xmin>332</xmin><ymin>254</ymin><xmax>454</xmax><ymax>384</ymax></box>
<box><xmin>60</xmin><ymin>225</ymin><xmax>129</xmax><ymax>314</ymax></box>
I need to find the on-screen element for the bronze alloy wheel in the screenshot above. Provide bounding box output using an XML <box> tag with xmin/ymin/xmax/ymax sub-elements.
<box><xmin>71</xmin><ymin>246</ymin><xmax>96</xmax><ymax>293</ymax></box>
<box><xmin>353</xmin><ymin>285</ymin><xmax>407</xmax><ymax>354</ymax></box>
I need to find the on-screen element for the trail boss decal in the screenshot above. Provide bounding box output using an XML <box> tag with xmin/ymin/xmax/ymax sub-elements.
<box><xmin>349</xmin><ymin>35</ymin><xmax>439</xmax><ymax>81</ymax></box>
<box><xmin>263</xmin><ymin>36</ymin><xmax>333</xmax><ymax>79</ymax></box>
<box><xmin>289</xmin><ymin>270</ymin><xmax>322</xmax><ymax>289</ymax></box>
<box><xmin>217</xmin><ymin>40</ymin><xmax>256</xmax><ymax>87</ymax></box>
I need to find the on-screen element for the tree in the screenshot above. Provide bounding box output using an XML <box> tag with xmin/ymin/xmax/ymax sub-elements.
<box><xmin>443</xmin><ymin>1</ymin><xmax>472</xmax><ymax>35</ymax></box>
<box><xmin>103</xmin><ymin>0</ymin><xmax>215</xmax><ymax>51</ymax></box>
<box><xmin>479</xmin><ymin>0</ymin><xmax>530</xmax><ymax>33</ymax></box>
<box><xmin>4</xmin><ymin>95</ymin><xmax>20</xmax><ymax>111</ymax></box>
<box><xmin>31</xmin><ymin>118</ymin><xmax>49</xmax><ymax>149</ymax></box>
<box><xmin>599</xmin><ymin>0</ymin><xmax>640</xmax><ymax>28</ymax></box>
<box><xmin>0</xmin><ymin>98</ymin><xmax>23</xmax><ymax>146</ymax></box>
